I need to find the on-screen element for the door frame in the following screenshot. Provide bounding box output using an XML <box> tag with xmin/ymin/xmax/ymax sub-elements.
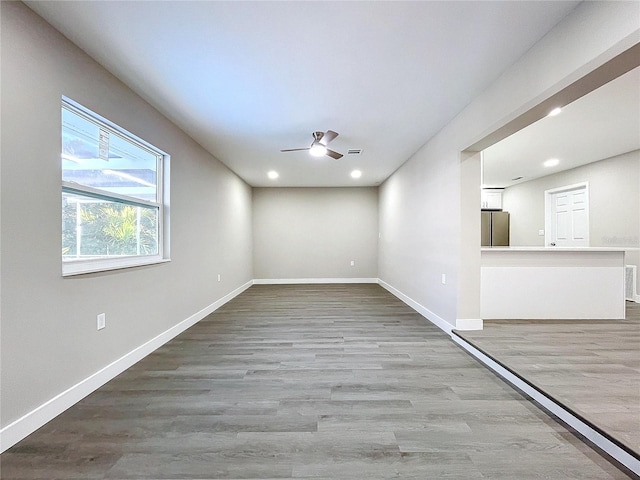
<box><xmin>544</xmin><ymin>181</ymin><xmax>590</xmax><ymax>247</ymax></box>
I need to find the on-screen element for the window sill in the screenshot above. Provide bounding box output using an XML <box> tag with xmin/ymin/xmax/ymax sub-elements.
<box><xmin>62</xmin><ymin>256</ymin><xmax>170</xmax><ymax>277</ymax></box>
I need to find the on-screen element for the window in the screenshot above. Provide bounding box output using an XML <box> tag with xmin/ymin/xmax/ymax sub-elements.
<box><xmin>61</xmin><ymin>98</ymin><xmax>169</xmax><ymax>276</ymax></box>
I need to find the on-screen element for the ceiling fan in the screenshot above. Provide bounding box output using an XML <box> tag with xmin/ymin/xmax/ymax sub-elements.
<box><xmin>280</xmin><ymin>130</ymin><xmax>343</xmax><ymax>159</ymax></box>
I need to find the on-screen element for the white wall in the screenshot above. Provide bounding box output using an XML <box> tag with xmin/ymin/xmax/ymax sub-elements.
<box><xmin>1</xmin><ymin>1</ymin><xmax>253</xmax><ymax>439</ymax></box>
<box><xmin>253</xmin><ymin>188</ymin><xmax>378</xmax><ymax>280</ymax></box>
<box><xmin>503</xmin><ymin>150</ymin><xmax>640</xmax><ymax>289</ymax></box>
<box><xmin>379</xmin><ymin>1</ymin><xmax>640</xmax><ymax>328</ymax></box>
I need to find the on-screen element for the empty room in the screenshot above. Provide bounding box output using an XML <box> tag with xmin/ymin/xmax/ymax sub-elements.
<box><xmin>1</xmin><ymin>1</ymin><xmax>639</xmax><ymax>479</ymax></box>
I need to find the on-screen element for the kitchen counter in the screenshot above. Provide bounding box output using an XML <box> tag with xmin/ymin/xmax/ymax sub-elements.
<box><xmin>481</xmin><ymin>246</ymin><xmax>635</xmax><ymax>252</ymax></box>
<box><xmin>481</xmin><ymin>248</ymin><xmax>626</xmax><ymax>320</ymax></box>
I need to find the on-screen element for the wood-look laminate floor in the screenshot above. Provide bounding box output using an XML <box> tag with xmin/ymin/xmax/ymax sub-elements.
<box><xmin>1</xmin><ymin>284</ymin><xmax>634</xmax><ymax>479</ymax></box>
<box><xmin>456</xmin><ymin>301</ymin><xmax>640</xmax><ymax>458</ymax></box>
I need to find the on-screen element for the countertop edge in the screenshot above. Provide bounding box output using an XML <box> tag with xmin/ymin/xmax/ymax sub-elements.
<box><xmin>481</xmin><ymin>247</ymin><xmax>637</xmax><ymax>252</ymax></box>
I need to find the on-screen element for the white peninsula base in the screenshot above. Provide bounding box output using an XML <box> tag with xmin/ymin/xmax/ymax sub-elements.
<box><xmin>481</xmin><ymin>247</ymin><xmax>626</xmax><ymax>320</ymax></box>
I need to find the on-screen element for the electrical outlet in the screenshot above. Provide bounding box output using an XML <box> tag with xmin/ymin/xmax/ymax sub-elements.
<box><xmin>538</xmin><ymin>229</ymin><xmax>545</xmax><ymax>236</ymax></box>
<box><xmin>441</xmin><ymin>274</ymin><xmax>446</xmax><ymax>285</ymax></box>
<box><xmin>97</xmin><ymin>313</ymin><xmax>106</xmax><ymax>330</ymax></box>
<box><xmin>350</xmin><ymin>260</ymin><xmax>355</xmax><ymax>267</ymax></box>
<box><xmin>217</xmin><ymin>273</ymin><xmax>221</xmax><ymax>282</ymax></box>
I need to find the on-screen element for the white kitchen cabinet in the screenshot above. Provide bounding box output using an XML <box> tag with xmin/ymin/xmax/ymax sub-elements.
<box><xmin>481</xmin><ymin>189</ymin><xmax>503</xmax><ymax>210</ymax></box>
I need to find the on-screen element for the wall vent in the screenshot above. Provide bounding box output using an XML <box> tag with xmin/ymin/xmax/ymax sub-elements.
<box><xmin>347</xmin><ymin>149</ymin><xmax>362</xmax><ymax>155</ymax></box>
<box><xmin>625</xmin><ymin>265</ymin><xmax>638</xmax><ymax>302</ymax></box>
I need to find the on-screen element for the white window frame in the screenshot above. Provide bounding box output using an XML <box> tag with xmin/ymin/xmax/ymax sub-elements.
<box><xmin>62</xmin><ymin>97</ymin><xmax>170</xmax><ymax>276</ymax></box>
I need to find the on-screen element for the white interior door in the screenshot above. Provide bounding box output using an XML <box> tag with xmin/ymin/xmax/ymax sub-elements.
<box><xmin>545</xmin><ymin>183</ymin><xmax>589</xmax><ymax>247</ymax></box>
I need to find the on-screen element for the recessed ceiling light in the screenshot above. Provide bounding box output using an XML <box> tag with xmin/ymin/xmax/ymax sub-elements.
<box><xmin>267</xmin><ymin>170</ymin><xmax>279</xmax><ymax>179</ymax></box>
<box><xmin>351</xmin><ymin>170</ymin><xmax>362</xmax><ymax>179</ymax></box>
<box><xmin>543</xmin><ymin>158</ymin><xmax>559</xmax><ymax>168</ymax></box>
<box><xmin>548</xmin><ymin>107</ymin><xmax>562</xmax><ymax>117</ymax></box>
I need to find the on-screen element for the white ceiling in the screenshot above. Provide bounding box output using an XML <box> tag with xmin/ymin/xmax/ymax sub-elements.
<box><xmin>26</xmin><ymin>1</ymin><xmax>581</xmax><ymax>187</ymax></box>
<box><xmin>483</xmin><ymin>66</ymin><xmax>640</xmax><ymax>188</ymax></box>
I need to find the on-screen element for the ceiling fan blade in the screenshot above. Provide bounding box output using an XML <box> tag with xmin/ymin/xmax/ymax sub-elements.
<box><xmin>325</xmin><ymin>149</ymin><xmax>343</xmax><ymax>159</ymax></box>
<box><xmin>320</xmin><ymin>130</ymin><xmax>338</xmax><ymax>145</ymax></box>
<box><xmin>280</xmin><ymin>148</ymin><xmax>310</xmax><ymax>152</ymax></box>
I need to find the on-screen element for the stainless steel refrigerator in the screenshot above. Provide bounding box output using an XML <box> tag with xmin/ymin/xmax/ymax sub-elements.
<box><xmin>481</xmin><ymin>211</ymin><xmax>510</xmax><ymax>246</ymax></box>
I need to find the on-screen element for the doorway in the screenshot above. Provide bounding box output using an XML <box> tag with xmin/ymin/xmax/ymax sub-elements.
<box><xmin>545</xmin><ymin>182</ymin><xmax>589</xmax><ymax>247</ymax></box>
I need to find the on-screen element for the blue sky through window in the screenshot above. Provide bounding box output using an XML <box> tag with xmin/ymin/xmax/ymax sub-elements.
<box><xmin>62</xmin><ymin>107</ymin><xmax>158</xmax><ymax>201</ymax></box>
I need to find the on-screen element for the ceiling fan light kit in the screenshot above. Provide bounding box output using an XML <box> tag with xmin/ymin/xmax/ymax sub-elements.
<box><xmin>281</xmin><ymin>130</ymin><xmax>344</xmax><ymax>159</ymax></box>
<box><xmin>309</xmin><ymin>143</ymin><xmax>327</xmax><ymax>157</ymax></box>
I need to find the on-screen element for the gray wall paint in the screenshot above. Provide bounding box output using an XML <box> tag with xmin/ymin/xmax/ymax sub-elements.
<box><xmin>379</xmin><ymin>1</ymin><xmax>640</xmax><ymax>327</ymax></box>
<box><xmin>503</xmin><ymin>150</ymin><xmax>640</xmax><ymax>289</ymax></box>
<box><xmin>253</xmin><ymin>188</ymin><xmax>378</xmax><ymax>279</ymax></box>
<box><xmin>503</xmin><ymin>151</ymin><xmax>639</xmax><ymax>247</ymax></box>
<box><xmin>2</xmin><ymin>0</ymin><xmax>640</xmax><ymax>441</ymax></box>
<box><xmin>1</xmin><ymin>2</ymin><xmax>253</xmax><ymax>428</ymax></box>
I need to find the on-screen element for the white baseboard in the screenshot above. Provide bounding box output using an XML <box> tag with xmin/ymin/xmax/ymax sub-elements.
<box><xmin>377</xmin><ymin>279</ymin><xmax>454</xmax><ymax>334</ymax></box>
<box><xmin>253</xmin><ymin>278</ymin><xmax>378</xmax><ymax>284</ymax></box>
<box><xmin>0</xmin><ymin>280</ymin><xmax>253</xmax><ymax>453</ymax></box>
<box><xmin>455</xmin><ymin>318</ymin><xmax>483</xmax><ymax>330</ymax></box>
<box><xmin>452</xmin><ymin>334</ymin><xmax>640</xmax><ymax>475</ymax></box>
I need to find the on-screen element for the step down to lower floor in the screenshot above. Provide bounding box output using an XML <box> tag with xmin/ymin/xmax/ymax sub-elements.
<box><xmin>450</xmin><ymin>331</ymin><xmax>640</xmax><ymax>477</ymax></box>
